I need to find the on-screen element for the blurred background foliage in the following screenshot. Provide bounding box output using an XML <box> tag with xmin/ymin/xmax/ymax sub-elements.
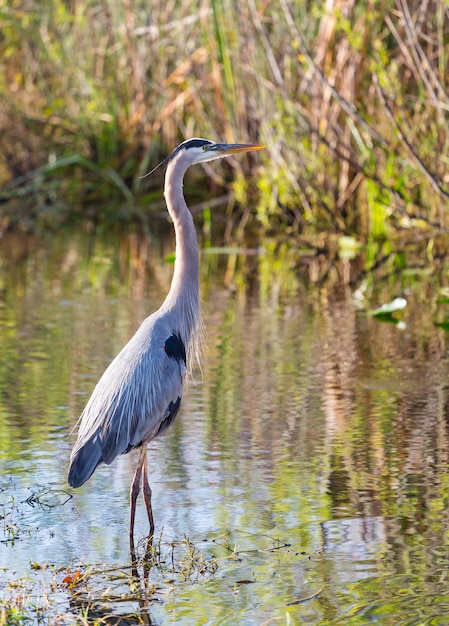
<box><xmin>1</xmin><ymin>0</ymin><xmax>449</xmax><ymax>254</ymax></box>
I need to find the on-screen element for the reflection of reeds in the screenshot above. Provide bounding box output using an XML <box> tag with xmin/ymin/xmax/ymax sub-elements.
<box><xmin>1</xmin><ymin>0</ymin><xmax>449</xmax><ymax>239</ymax></box>
<box><xmin>2</xmin><ymin>230</ymin><xmax>449</xmax><ymax>622</ymax></box>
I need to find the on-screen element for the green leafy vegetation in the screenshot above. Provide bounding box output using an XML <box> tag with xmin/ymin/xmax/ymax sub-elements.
<box><xmin>1</xmin><ymin>0</ymin><xmax>449</xmax><ymax>254</ymax></box>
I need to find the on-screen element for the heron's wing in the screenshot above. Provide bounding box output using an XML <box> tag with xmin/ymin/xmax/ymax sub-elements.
<box><xmin>69</xmin><ymin>314</ymin><xmax>186</xmax><ymax>485</ymax></box>
<box><xmin>99</xmin><ymin>331</ymin><xmax>186</xmax><ymax>462</ymax></box>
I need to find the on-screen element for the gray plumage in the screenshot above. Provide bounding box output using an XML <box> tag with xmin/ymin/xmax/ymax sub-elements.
<box><xmin>67</xmin><ymin>137</ymin><xmax>264</xmax><ymax>544</ymax></box>
<box><xmin>68</xmin><ymin>314</ymin><xmax>187</xmax><ymax>486</ymax></box>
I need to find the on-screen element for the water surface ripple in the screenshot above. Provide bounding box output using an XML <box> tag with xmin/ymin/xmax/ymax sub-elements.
<box><xmin>1</xmin><ymin>231</ymin><xmax>449</xmax><ymax>624</ymax></box>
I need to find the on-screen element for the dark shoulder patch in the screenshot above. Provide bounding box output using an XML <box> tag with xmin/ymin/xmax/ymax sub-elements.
<box><xmin>163</xmin><ymin>333</ymin><xmax>186</xmax><ymax>364</ymax></box>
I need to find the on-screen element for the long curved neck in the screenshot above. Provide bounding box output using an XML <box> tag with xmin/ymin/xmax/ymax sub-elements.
<box><xmin>161</xmin><ymin>156</ymin><xmax>200</xmax><ymax>347</ymax></box>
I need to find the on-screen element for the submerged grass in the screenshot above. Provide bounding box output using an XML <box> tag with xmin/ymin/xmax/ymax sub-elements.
<box><xmin>1</xmin><ymin>0</ymin><xmax>449</xmax><ymax>258</ymax></box>
<box><xmin>0</xmin><ymin>482</ymin><xmax>317</xmax><ymax>623</ymax></box>
<box><xmin>0</xmin><ymin>519</ymin><xmax>309</xmax><ymax>625</ymax></box>
<box><xmin>1</xmin><ymin>486</ymin><xmax>72</xmax><ymax>546</ymax></box>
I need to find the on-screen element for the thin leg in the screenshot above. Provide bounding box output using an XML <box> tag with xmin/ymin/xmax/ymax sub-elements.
<box><xmin>141</xmin><ymin>449</ymin><xmax>155</xmax><ymax>536</ymax></box>
<box><xmin>129</xmin><ymin>446</ymin><xmax>146</xmax><ymax>546</ymax></box>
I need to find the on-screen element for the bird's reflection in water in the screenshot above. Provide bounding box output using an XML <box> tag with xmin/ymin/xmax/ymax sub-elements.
<box><xmin>130</xmin><ymin>534</ymin><xmax>157</xmax><ymax>626</ymax></box>
<box><xmin>67</xmin><ymin>535</ymin><xmax>157</xmax><ymax>625</ymax></box>
<box><xmin>131</xmin><ymin>533</ymin><xmax>155</xmax><ymax>580</ymax></box>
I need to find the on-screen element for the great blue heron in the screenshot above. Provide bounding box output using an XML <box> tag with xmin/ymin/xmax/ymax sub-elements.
<box><xmin>68</xmin><ymin>138</ymin><xmax>263</xmax><ymax>545</ymax></box>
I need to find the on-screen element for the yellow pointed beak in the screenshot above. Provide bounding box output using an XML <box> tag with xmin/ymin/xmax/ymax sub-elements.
<box><xmin>212</xmin><ymin>143</ymin><xmax>265</xmax><ymax>154</ymax></box>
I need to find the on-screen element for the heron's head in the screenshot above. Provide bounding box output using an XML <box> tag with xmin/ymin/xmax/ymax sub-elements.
<box><xmin>171</xmin><ymin>138</ymin><xmax>264</xmax><ymax>167</ymax></box>
<box><xmin>141</xmin><ymin>138</ymin><xmax>264</xmax><ymax>180</ymax></box>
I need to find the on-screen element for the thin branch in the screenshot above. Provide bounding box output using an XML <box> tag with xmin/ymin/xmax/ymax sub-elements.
<box><xmin>373</xmin><ymin>72</ymin><xmax>449</xmax><ymax>200</ymax></box>
<box><xmin>278</xmin><ymin>0</ymin><xmax>387</xmax><ymax>145</ymax></box>
<box><xmin>247</xmin><ymin>0</ymin><xmax>286</xmax><ymax>89</ymax></box>
<box><xmin>287</xmin><ymin>583</ymin><xmax>326</xmax><ymax>605</ymax></box>
<box><xmin>398</xmin><ymin>0</ymin><xmax>449</xmax><ymax>108</ymax></box>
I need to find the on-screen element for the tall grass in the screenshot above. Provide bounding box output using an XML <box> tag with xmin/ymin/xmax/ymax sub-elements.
<box><xmin>1</xmin><ymin>0</ymin><xmax>449</xmax><ymax>242</ymax></box>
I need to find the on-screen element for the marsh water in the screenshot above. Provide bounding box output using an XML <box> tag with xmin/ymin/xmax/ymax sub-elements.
<box><xmin>2</xmin><ymin>227</ymin><xmax>449</xmax><ymax>624</ymax></box>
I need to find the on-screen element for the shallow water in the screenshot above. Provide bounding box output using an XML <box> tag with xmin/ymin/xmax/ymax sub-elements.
<box><xmin>2</xmin><ymin>229</ymin><xmax>449</xmax><ymax>623</ymax></box>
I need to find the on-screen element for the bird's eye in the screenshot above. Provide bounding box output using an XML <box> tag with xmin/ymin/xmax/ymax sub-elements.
<box><xmin>202</xmin><ymin>145</ymin><xmax>209</xmax><ymax>151</ymax></box>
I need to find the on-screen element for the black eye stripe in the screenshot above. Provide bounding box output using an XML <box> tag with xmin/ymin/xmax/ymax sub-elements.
<box><xmin>182</xmin><ymin>139</ymin><xmax>213</xmax><ymax>150</ymax></box>
<box><xmin>168</xmin><ymin>138</ymin><xmax>215</xmax><ymax>163</ymax></box>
